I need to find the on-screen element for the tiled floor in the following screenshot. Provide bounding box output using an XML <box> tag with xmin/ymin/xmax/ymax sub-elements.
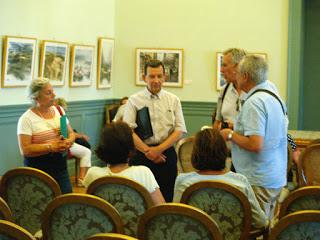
<box><xmin>71</xmin><ymin>177</ymin><xmax>86</xmax><ymax>194</ymax></box>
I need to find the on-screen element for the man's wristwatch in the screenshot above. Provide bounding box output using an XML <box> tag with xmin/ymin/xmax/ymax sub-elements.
<box><xmin>227</xmin><ymin>130</ymin><xmax>234</xmax><ymax>141</ymax></box>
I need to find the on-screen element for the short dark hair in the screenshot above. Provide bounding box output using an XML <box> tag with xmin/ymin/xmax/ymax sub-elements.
<box><xmin>95</xmin><ymin>122</ymin><xmax>135</xmax><ymax>165</ymax></box>
<box><xmin>191</xmin><ymin>128</ymin><xmax>228</xmax><ymax>171</ymax></box>
<box><xmin>119</xmin><ymin>96</ymin><xmax>128</xmax><ymax>105</ymax></box>
<box><xmin>144</xmin><ymin>59</ymin><xmax>165</xmax><ymax>75</ymax></box>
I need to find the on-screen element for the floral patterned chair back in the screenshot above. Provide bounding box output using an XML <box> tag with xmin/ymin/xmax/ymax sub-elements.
<box><xmin>0</xmin><ymin>197</ymin><xmax>13</xmax><ymax>221</ymax></box>
<box><xmin>0</xmin><ymin>220</ymin><xmax>36</xmax><ymax>240</ymax></box>
<box><xmin>180</xmin><ymin>180</ymin><xmax>253</xmax><ymax>240</ymax></box>
<box><xmin>279</xmin><ymin>186</ymin><xmax>320</xmax><ymax>218</ymax></box>
<box><xmin>137</xmin><ymin>203</ymin><xmax>222</xmax><ymax>240</ymax></box>
<box><xmin>269</xmin><ymin>210</ymin><xmax>320</xmax><ymax>240</ymax></box>
<box><xmin>87</xmin><ymin>176</ymin><xmax>153</xmax><ymax>237</ymax></box>
<box><xmin>0</xmin><ymin>167</ymin><xmax>61</xmax><ymax>235</ymax></box>
<box><xmin>86</xmin><ymin>232</ymin><xmax>139</xmax><ymax>240</ymax></box>
<box><xmin>41</xmin><ymin>193</ymin><xmax>124</xmax><ymax>240</ymax></box>
<box><xmin>175</xmin><ymin>136</ymin><xmax>195</xmax><ymax>173</ymax></box>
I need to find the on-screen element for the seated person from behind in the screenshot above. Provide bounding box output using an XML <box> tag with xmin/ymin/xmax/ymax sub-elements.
<box><xmin>173</xmin><ymin>128</ymin><xmax>268</xmax><ymax>228</ymax></box>
<box><xmin>83</xmin><ymin>121</ymin><xmax>166</xmax><ymax>205</ymax></box>
<box><xmin>54</xmin><ymin>98</ymin><xmax>91</xmax><ymax>181</ymax></box>
<box><xmin>112</xmin><ymin>96</ymin><xmax>128</xmax><ymax>122</ymax></box>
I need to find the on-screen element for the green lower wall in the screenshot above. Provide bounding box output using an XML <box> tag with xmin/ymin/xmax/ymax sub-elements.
<box><xmin>0</xmin><ymin>100</ymin><xmax>215</xmax><ymax>176</ymax></box>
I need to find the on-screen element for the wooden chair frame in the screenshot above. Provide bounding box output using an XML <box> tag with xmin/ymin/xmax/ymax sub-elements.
<box><xmin>269</xmin><ymin>210</ymin><xmax>320</xmax><ymax>240</ymax></box>
<box><xmin>87</xmin><ymin>176</ymin><xmax>154</xmax><ymax>208</ymax></box>
<box><xmin>106</xmin><ymin>104</ymin><xmax>120</xmax><ymax>124</ymax></box>
<box><xmin>137</xmin><ymin>203</ymin><xmax>222</xmax><ymax>240</ymax></box>
<box><xmin>279</xmin><ymin>186</ymin><xmax>320</xmax><ymax>218</ymax></box>
<box><xmin>175</xmin><ymin>136</ymin><xmax>195</xmax><ymax>173</ymax></box>
<box><xmin>42</xmin><ymin>193</ymin><xmax>124</xmax><ymax>240</ymax></box>
<box><xmin>86</xmin><ymin>233</ymin><xmax>138</xmax><ymax>240</ymax></box>
<box><xmin>0</xmin><ymin>167</ymin><xmax>61</xmax><ymax>198</ymax></box>
<box><xmin>0</xmin><ymin>220</ymin><xmax>35</xmax><ymax>240</ymax></box>
<box><xmin>297</xmin><ymin>143</ymin><xmax>320</xmax><ymax>186</ymax></box>
<box><xmin>0</xmin><ymin>196</ymin><xmax>13</xmax><ymax>221</ymax></box>
<box><xmin>180</xmin><ymin>180</ymin><xmax>252</xmax><ymax>240</ymax></box>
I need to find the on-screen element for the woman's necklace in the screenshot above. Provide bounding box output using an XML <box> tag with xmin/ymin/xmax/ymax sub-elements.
<box><xmin>37</xmin><ymin>107</ymin><xmax>59</xmax><ymax>131</ymax></box>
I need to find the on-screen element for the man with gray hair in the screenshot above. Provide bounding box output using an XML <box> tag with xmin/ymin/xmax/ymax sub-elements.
<box><xmin>213</xmin><ymin>48</ymin><xmax>246</xmax><ymax>130</ymax></box>
<box><xmin>221</xmin><ymin>55</ymin><xmax>288</xmax><ymax>222</ymax></box>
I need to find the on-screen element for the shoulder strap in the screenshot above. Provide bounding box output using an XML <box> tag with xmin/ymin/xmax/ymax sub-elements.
<box><xmin>247</xmin><ymin>89</ymin><xmax>286</xmax><ymax>115</ymax></box>
<box><xmin>55</xmin><ymin>105</ymin><xmax>64</xmax><ymax>116</ymax></box>
<box><xmin>221</xmin><ymin>83</ymin><xmax>231</xmax><ymax>103</ymax></box>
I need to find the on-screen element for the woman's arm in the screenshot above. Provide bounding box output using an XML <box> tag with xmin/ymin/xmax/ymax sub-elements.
<box><xmin>150</xmin><ymin>188</ymin><xmax>166</xmax><ymax>205</ymax></box>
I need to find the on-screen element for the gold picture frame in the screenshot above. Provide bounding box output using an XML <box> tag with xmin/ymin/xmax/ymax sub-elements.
<box><xmin>136</xmin><ymin>48</ymin><xmax>184</xmax><ymax>87</ymax></box>
<box><xmin>97</xmin><ymin>37</ymin><xmax>114</xmax><ymax>89</ymax></box>
<box><xmin>69</xmin><ymin>44</ymin><xmax>94</xmax><ymax>87</ymax></box>
<box><xmin>1</xmin><ymin>36</ymin><xmax>37</xmax><ymax>88</ymax></box>
<box><xmin>39</xmin><ymin>40</ymin><xmax>68</xmax><ymax>86</ymax></box>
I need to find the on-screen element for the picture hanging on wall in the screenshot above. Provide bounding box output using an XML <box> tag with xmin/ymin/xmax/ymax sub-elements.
<box><xmin>69</xmin><ymin>44</ymin><xmax>94</xmax><ymax>87</ymax></box>
<box><xmin>39</xmin><ymin>40</ymin><xmax>68</xmax><ymax>86</ymax></box>
<box><xmin>1</xmin><ymin>36</ymin><xmax>37</xmax><ymax>88</ymax></box>
<box><xmin>97</xmin><ymin>37</ymin><xmax>114</xmax><ymax>89</ymax></box>
<box><xmin>136</xmin><ymin>48</ymin><xmax>184</xmax><ymax>87</ymax></box>
<box><xmin>216</xmin><ymin>51</ymin><xmax>268</xmax><ymax>91</ymax></box>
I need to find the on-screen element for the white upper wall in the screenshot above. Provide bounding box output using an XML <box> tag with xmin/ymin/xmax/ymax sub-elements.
<box><xmin>0</xmin><ymin>0</ymin><xmax>115</xmax><ymax>106</ymax></box>
<box><xmin>0</xmin><ymin>0</ymin><xmax>289</xmax><ymax>105</ymax></box>
<box><xmin>114</xmin><ymin>0</ymin><xmax>289</xmax><ymax>102</ymax></box>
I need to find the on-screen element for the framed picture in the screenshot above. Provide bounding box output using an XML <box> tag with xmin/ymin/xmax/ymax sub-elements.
<box><xmin>97</xmin><ymin>37</ymin><xmax>114</xmax><ymax>89</ymax></box>
<box><xmin>39</xmin><ymin>40</ymin><xmax>68</xmax><ymax>86</ymax></box>
<box><xmin>216</xmin><ymin>52</ymin><xmax>268</xmax><ymax>91</ymax></box>
<box><xmin>69</xmin><ymin>44</ymin><xmax>94</xmax><ymax>87</ymax></box>
<box><xmin>1</xmin><ymin>36</ymin><xmax>37</xmax><ymax>88</ymax></box>
<box><xmin>136</xmin><ymin>48</ymin><xmax>183</xmax><ymax>87</ymax></box>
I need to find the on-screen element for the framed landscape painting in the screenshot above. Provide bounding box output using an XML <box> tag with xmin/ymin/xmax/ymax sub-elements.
<box><xmin>69</xmin><ymin>44</ymin><xmax>94</xmax><ymax>87</ymax></box>
<box><xmin>136</xmin><ymin>48</ymin><xmax>183</xmax><ymax>87</ymax></box>
<box><xmin>39</xmin><ymin>40</ymin><xmax>68</xmax><ymax>86</ymax></box>
<box><xmin>1</xmin><ymin>36</ymin><xmax>37</xmax><ymax>88</ymax></box>
<box><xmin>216</xmin><ymin>52</ymin><xmax>268</xmax><ymax>91</ymax></box>
<box><xmin>97</xmin><ymin>37</ymin><xmax>114</xmax><ymax>89</ymax></box>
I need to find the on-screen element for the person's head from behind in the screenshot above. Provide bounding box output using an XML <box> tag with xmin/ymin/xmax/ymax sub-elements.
<box><xmin>191</xmin><ymin>128</ymin><xmax>228</xmax><ymax>171</ymax></box>
<box><xmin>120</xmin><ymin>96</ymin><xmax>128</xmax><ymax>105</ymax></box>
<box><xmin>96</xmin><ymin>122</ymin><xmax>135</xmax><ymax>165</ymax></box>
<box><xmin>28</xmin><ymin>78</ymin><xmax>55</xmax><ymax>108</ymax></box>
<box><xmin>238</xmin><ymin>55</ymin><xmax>268</xmax><ymax>93</ymax></box>
<box><xmin>54</xmin><ymin>97</ymin><xmax>68</xmax><ymax>111</ymax></box>
<box><xmin>221</xmin><ymin>48</ymin><xmax>246</xmax><ymax>84</ymax></box>
<box><xmin>143</xmin><ymin>59</ymin><xmax>165</xmax><ymax>95</ymax></box>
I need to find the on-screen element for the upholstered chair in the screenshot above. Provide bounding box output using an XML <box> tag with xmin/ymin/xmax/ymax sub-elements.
<box><xmin>0</xmin><ymin>197</ymin><xmax>13</xmax><ymax>221</ymax></box>
<box><xmin>41</xmin><ymin>193</ymin><xmax>124</xmax><ymax>240</ymax></box>
<box><xmin>0</xmin><ymin>220</ymin><xmax>35</xmax><ymax>240</ymax></box>
<box><xmin>175</xmin><ymin>136</ymin><xmax>195</xmax><ymax>173</ymax></box>
<box><xmin>137</xmin><ymin>203</ymin><xmax>222</xmax><ymax>240</ymax></box>
<box><xmin>180</xmin><ymin>180</ymin><xmax>267</xmax><ymax>240</ymax></box>
<box><xmin>269</xmin><ymin>210</ymin><xmax>320</xmax><ymax>240</ymax></box>
<box><xmin>86</xmin><ymin>233</ymin><xmax>139</xmax><ymax>240</ymax></box>
<box><xmin>279</xmin><ymin>186</ymin><xmax>320</xmax><ymax>218</ymax></box>
<box><xmin>0</xmin><ymin>167</ymin><xmax>61</xmax><ymax>235</ymax></box>
<box><xmin>87</xmin><ymin>176</ymin><xmax>153</xmax><ymax>237</ymax></box>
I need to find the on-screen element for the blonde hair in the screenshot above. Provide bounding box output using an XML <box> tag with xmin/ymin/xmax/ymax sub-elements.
<box><xmin>28</xmin><ymin>78</ymin><xmax>50</xmax><ymax>106</ymax></box>
<box><xmin>55</xmin><ymin>97</ymin><xmax>68</xmax><ymax>109</ymax></box>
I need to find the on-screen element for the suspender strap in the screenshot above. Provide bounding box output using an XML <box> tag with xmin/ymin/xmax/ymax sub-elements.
<box><xmin>247</xmin><ymin>89</ymin><xmax>286</xmax><ymax>115</ymax></box>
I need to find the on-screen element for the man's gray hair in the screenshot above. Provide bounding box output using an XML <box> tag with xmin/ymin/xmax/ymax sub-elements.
<box><xmin>223</xmin><ymin>48</ymin><xmax>247</xmax><ymax>65</ymax></box>
<box><xmin>239</xmin><ymin>55</ymin><xmax>268</xmax><ymax>85</ymax></box>
<box><xmin>28</xmin><ymin>78</ymin><xmax>50</xmax><ymax>106</ymax></box>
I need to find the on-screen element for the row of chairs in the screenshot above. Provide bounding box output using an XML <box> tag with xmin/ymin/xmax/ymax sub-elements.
<box><xmin>2</xmin><ymin>166</ymin><xmax>320</xmax><ymax>239</ymax></box>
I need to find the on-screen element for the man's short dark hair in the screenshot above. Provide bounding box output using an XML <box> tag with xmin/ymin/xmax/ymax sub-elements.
<box><xmin>95</xmin><ymin>122</ymin><xmax>135</xmax><ymax>165</ymax></box>
<box><xmin>191</xmin><ymin>128</ymin><xmax>228</xmax><ymax>171</ymax></box>
<box><xmin>144</xmin><ymin>59</ymin><xmax>165</xmax><ymax>75</ymax></box>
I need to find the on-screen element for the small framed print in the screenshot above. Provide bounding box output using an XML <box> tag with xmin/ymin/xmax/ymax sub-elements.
<box><xmin>136</xmin><ymin>48</ymin><xmax>183</xmax><ymax>87</ymax></box>
<box><xmin>1</xmin><ymin>36</ymin><xmax>37</xmax><ymax>88</ymax></box>
<box><xmin>69</xmin><ymin>44</ymin><xmax>94</xmax><ymax>87</ymax></box>
<box><xmin>39</xmin><ymin>40</ymin><xmax>68</xmax><ymax>86</ymax></box>
<box><xmin>97</xmin><ymin>37</ymin><xmax>114</xmax><ymax>89</ymax></box>
<box><xmin>216</xmin><ymin>52</ymin><xmax>268</xmax><ymax>91</ymax></box>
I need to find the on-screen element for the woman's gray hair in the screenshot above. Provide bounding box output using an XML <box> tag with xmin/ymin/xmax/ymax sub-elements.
<box><xmin>28</xmin><ymin>78</ymin><xmax>50</xmax><ymax>106</ymax></box>
<box><xmin>223</xmin><ymin>48</ymin><xmax>247</xmax><ymax>65</ymax></box>
<box><xmin>239</xmin><ymin>55</ymin><xmax>268</xmax><ymax>85</ymax></box>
